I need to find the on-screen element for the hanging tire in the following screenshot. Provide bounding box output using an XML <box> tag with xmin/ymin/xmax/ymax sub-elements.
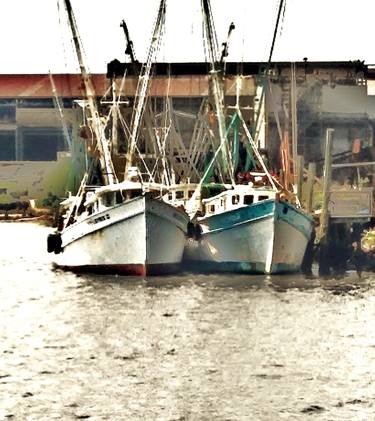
<box><xmin>187</xmin><ymin>222</ymin><xmax>195</xmax><ymax>238</ymax></box>
<box><xmin>194</xmin><ymin>224</ymin><xmax>202</xmax><ymax>240</ymax></box>
<box><xmin>47</xmin><ymin>233</ymin><xmax>63</xmax><ymax>254</ymax></box>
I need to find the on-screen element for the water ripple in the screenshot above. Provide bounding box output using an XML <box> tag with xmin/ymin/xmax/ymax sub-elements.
<box><xmin>0</xmin><ymin>222</ymin><xmax>375</xmax><ymax>420</ymax></box>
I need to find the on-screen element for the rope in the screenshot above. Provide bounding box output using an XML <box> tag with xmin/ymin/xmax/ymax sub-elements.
<box><xmin>236</xmin><ymin>108</ymin><xmax>278</xmax><ymax>191</ymax></box>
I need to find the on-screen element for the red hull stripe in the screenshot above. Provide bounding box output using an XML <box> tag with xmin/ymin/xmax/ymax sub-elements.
<box><xmin>53</xmin><ymin>263</ymin><xmax>180</xmax><ymax>276</ymax></box>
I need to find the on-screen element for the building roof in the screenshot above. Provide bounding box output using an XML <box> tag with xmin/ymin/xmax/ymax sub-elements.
<box><xmin>0</xmin><ymin>60</ymin><xmax>368</xmax><ymax>98</ymax></box>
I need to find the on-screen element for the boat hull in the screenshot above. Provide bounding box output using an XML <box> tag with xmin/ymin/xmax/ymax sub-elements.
<box><xmin>184</xmin><ymin>199</ymin><xmax>313</xmax><ymax>274</ymax></box>
<box><xmin>53</xmin><ymin>196</ymin><xmax>188</xmax><ymax>276</ymax></box>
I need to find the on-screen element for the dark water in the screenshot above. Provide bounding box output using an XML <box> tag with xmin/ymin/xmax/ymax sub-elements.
<box><xmin>1</xmin><ymin>223</ymin><xmax>375</xmax><ymax>420</ymax></box>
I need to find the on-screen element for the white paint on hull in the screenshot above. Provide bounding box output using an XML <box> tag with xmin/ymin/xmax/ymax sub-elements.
<box><xmin>185</xmin><ymin>204</ymin><xmax>312</xmax><ymax>274</ymax></box>
<box><xmin>267</xmin><ymin>218</ymin><xmax>309</xmax><ymax>274</ymax></box>
<box><xmin>186</xmin><ymin>215</ymin><xmax>273</xmax><ymax>265</ymax></box>
<box><xmin>54</xmin><ymin>196</ymin><xmax>188</xmax><ymax>270</ymax></box>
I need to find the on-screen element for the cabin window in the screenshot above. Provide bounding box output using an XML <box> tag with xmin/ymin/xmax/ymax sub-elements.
<box><xmin>126</xmin><ymin>189</ymin><xmax>142</xmax><ymax>200</ymax></box>
<box><xmin>103</xmin><ymin>192</ymin><xmax>114</xmax><ymax>207</ymax></box>
<box><xmin>244</xmin><ymin>195</ymin><xmax>254</xmax><ymax>205</ymax></box>
<box><xmin>188</xmin><ymin>190</ymin><xmax>194</xmax><ymax>198</ymax></box>
<box><xmin>115</xmin><ymin>191</ymin><xmax>124</xmax><ymax>204</ymax></box>
<box><xmin>232</xmin><ymin>195</ymin><xmax>239</xmax><ymax>205</ymax></box>
<box><xmin>168</xmin><ymin>193</ymin><xmax>173</xmax><ymax>201</ymax></box>
<box><xmin>209</xmin><ymin>205</ymin><xmax>215</xmax><ymax>213</ymax></box>
<box><xmin>176</xmin><ymin>191</ymin><xmax>184</xmax><ymax>199</ymax></box>
<box><xmin>0</xmin><ymin>131</ymin><xmax>16</xmax><ymax>161</ymax></box>
<box><xmin>258</xmin><ymin>195</ymin><xmax>269</xmax><ymax>202</ymax></box>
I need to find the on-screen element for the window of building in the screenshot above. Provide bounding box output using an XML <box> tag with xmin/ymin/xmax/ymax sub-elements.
<box><xmin>0</xmin><ymin>131</ymin><xmax>16</xmax><ymax>161</ymax></box>
<box><xmin>20</xmin><ymin>127</ymin><xmax>67</xmax><ymax>161</ymax></box>
<box><xmin>0</xmin><ymin>99</ymin><xmax>16</xmax><ymax>123</ymax></box>
<box><xmin>18</xmin><ymin>98</ymin><xmax>54</xmax><ymax>108</ymax></box>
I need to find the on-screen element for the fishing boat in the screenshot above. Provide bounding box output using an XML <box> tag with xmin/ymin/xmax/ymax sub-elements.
<box><xmin>176</xmin><ymin>0</ymin><xmax>313</xmax><ymax>274</ymax></box>
<box><xmin>183</xmin><ymin>181</ymin><xmax>313</xmax><ymax>274</ymax></box>
<box><xmin>177</xmin><ymin>108</ymin><xmax>314</xmax><ymax>275</ymax></box>
<box><xmin>48</xmin><ymin>0</ymin><xmax>189</xmax><ymax>276</ymax></box>
<box><xmin>49</xmin><ymin>179</ymin><xmax>188</xmax><ymax>275</ymax></box>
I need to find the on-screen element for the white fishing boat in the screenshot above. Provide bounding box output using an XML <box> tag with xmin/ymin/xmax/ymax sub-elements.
<box><xmin>49</xmin><ymin>181</ymin><xmax>188</xmax><ymax>275</ymax></box>
<box><xmin>48</xmin><ymin>0</ymin><xmax>189</xmax><ymax>276</ymax></box>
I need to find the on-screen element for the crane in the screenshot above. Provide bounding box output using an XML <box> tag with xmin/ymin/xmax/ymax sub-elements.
<box><xmin>120</xmin><ymin>20</ymin><xmax>138</xmax><ymax>64</ymax></box>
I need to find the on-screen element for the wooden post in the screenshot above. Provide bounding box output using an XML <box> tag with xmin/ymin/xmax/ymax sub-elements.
<box><xmin>291</xmin><ymin>62</ymin><xmax>298</xmax><ymax>183</ymax></box>
<box><xmin>306</xmin><ymin>162</ymin><xmax>316</xmax><ymax>213</ymax></box>
<box><xmin>319</xmin><ymin>128</ymin><xmax>334</xmax><ymax>239</ymax></box>
<box><xmin>296</xmin><ymin>155</ymin><xmax>304</xmax><ymax>204</ymax></box>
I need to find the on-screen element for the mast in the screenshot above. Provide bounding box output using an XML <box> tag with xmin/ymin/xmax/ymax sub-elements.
<box><xmin>201</xmin><ymin>0</ymin><xmax>235</xmax><ymax>185</ymax></box>
<box><xmin>111</xmin><ymin>78</ymin><xmax>119</xmax><ymax>155</ymax></box>
<box><xmin>253</xmin><ymin>0</ymin><xmax>286</xmax><ymax>147</ymax></box>
<box><xmin>124</xmin><ymin>0</ymin><xmax>167</xmax><ymax>181</ymax></box>
<box><xmin>62</xmin><ymin>0</ymin><xmax>116</xmax><ymax>185</ymax></box>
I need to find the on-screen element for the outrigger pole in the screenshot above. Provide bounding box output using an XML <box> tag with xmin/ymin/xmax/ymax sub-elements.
<box><xmin>124</xmin><ymin>0</ymin><xmax>167</xmax><ymax>181</ymax></box>
<box><xmin>62</xmin><ymin>0</ymin><xmax>117</xmax><ymax>185</ymax></box>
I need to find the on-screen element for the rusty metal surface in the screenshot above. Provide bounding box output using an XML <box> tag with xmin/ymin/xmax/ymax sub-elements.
<box><xmin>0</xmin><ymin>74</ymin><xmax>255</xmax><ymax>98</ymax></box>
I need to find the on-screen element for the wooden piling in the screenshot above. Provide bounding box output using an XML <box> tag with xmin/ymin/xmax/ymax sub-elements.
<box><xmin>296</xmin><ymin>155</ymin><xmax>304</xmax><ymax>204</ymax></box>
<box><xmin>318</xmin><ymin>128</ymin><xmax>334</xmax><ymax>276</ymax></box>
<box><xmin>319</xmin><ymin>128</ymin><xmax>334</xmax><ymax>239</ymax></box>
<box><xmin>306</xmin><ymin>162</ymin><xmax>316</xmax><ymax>213</ymax></box>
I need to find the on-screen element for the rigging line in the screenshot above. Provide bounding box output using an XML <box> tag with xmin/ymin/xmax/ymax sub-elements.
<box><xmin>125</xmin><ymin>0</ymin><xmax>166</xmax><ymax>179</ymax></box>
<box><xmin>62</xmin><ymin>172</ymin><xmax>88</xmax><ymax>230</ymax></box>
<box><xmin>134</xmin><ymin>143</ymin><xmax>154</xmax><ymax>183</ymax></box>
<box><xmin>253</xmin><ymin>0</ymin><xmax>286</xmax><ymax>147</ymax></box>
<box><xmin>201</xmin><ymin>0</ymin><xmax>220</xmax><ymax>65</ymax></box>
<box><xmin>129</xmin><ymin>0</ymin><xmax>166</xmax><ymax>134</ymax></box>
<box><xmin>186</xmin><ymin>116</ymin><xmax>234</xmax><ymax>213</ymax></box>
<box><xmin>149</xmin><ymin>103</ymin><xmax>170</xmax><ymax>184</ymax></box>
<box><xmin>236</xmin><ymin>108</ymin><xmax>277</xmax><ymax>191</ymax></box>
<box><xmin>117</xmin><ymin>69</ymin><xmax>127</xmax><ymax>106</ymax></box>
<box><xmin>56</xmin><ymin>0</ymin><xmax>69</xmax><ymax>71</ymax></box>
<box><xmin>62</xmin><ymin>0</ymin><xmax>117</xmax><ymax>185</ymax></box>
<box><xmin>161</xmin><ymin>65</ymin><xmax>173</xmax><ymax>184</ymax></box>
<box><xmin>118</xmin><ymin>110</ymin><xmax>131</xmax><ymax>139</ymax></box>
<box><xmin>49</xmin><ymin>71</ymin><xmax>72</xmax><ymax>151</ymax></box>
<box><xmin>268</xmin><ymin>0</ymin><xmax>285</xmax><ymax>63</ymax></box>
<box><xmin>201</xmin><ymin>0</ymin><xmax>236</xmax><ymax>185</ymax></box>
<box><xmin>279</xmin><ymin>0</ymin><xmax>287</xmax><ymax>38</ymax></box>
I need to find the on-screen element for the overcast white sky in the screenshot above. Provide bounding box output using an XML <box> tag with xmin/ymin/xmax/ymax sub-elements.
<box><xmin>1</xmin><ymin>0</ymin><xmax>375</xmax><ymax>74</ymax></box>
